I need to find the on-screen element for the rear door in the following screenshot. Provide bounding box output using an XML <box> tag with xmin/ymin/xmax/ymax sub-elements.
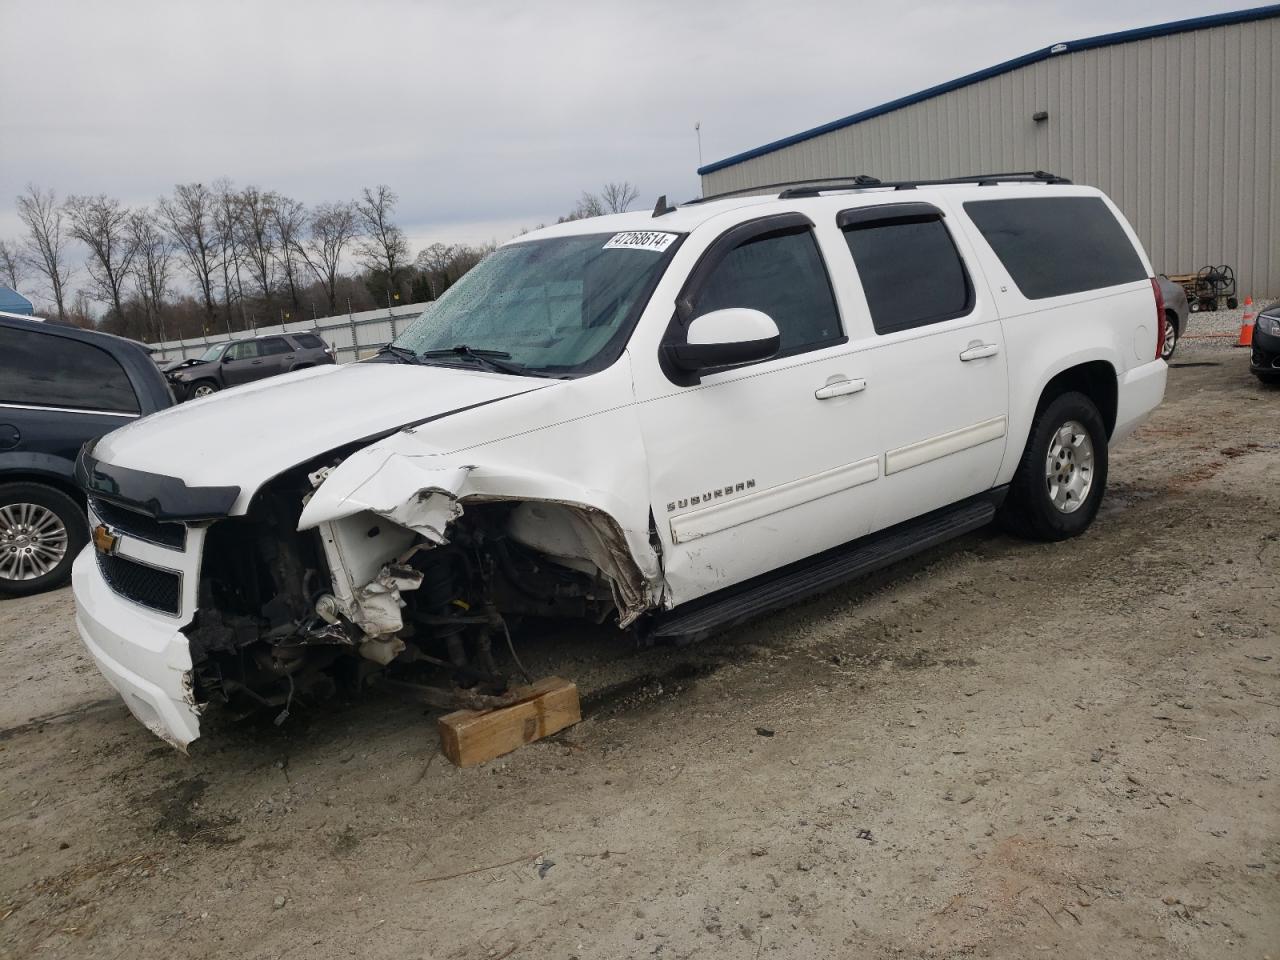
<box><xmin>834</xmin><ymin>201</ymin><xmax>1009</xmax><ymax>531</ymax></box>
<box><xmin>257</xmin><ymin>336</ymin><xmax>295</xmax><ymax>375</ymax></box>
<box><xmin>0</xmin><ymin>323</ymin><xmax>141</xmax><ymax>478</ymax></box>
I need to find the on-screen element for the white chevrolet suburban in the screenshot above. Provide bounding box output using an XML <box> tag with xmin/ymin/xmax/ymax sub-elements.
<box><xmin>72</xmin><ymin>172</ymin><xmax>1168</xmax><ymax>748</ymax></box>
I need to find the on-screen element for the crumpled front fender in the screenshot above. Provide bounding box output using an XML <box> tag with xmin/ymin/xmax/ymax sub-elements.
<box><xmin>297</xmin><ymin>447</ymin><xmax>662</xmax><ymax>625</ymax></box>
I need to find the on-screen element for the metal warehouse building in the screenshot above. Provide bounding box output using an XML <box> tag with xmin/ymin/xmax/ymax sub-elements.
<box><xmin>698</xmin><ymin>5</ymin><xmax>1280</xmax><ymax>297</ymax></box>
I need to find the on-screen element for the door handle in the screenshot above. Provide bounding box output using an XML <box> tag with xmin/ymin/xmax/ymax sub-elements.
<box><xmin>959</xmin><ymin>343</ymin><xmax>1000</xmax><ymax>361</ymax></box>
<box><xmin>815</xmin><ymin>378</ymin><xmax>867</xmax><ymax>400</ymax></box>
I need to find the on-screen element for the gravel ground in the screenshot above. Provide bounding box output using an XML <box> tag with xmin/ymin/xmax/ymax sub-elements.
<box><xmin>1179</xmin><ymin>303</ymin><xmax>1268</xmax><ymax>348</ymax></box>
<box><xmin>1</xmin><ymin>339</ymin><xmax>1276</xmax><ymax>960</ymax></box>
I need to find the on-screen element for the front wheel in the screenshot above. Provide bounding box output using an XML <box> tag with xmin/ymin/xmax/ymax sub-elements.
<box><xmin>1000</xmin><ymin>392</ymin><xmax>1109</xmax><ymax>541</ymax></box>
<box><xmin>189</xmin><ymin>380</ymin><xmax>218</xmax><ymax>399</ymax></box>
<box><xmin>0</xmin><ymin>483</ymin><xmax>89</xmax><ymax>595</ymax></box>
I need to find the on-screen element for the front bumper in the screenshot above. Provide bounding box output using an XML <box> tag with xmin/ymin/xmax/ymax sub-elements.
<box><xmin>1112</xmin><ymin>358</ymin><xmax>1168</xmax><ymax>443</ymax></box>
<box><xmin>1250</xmin><ymin>323</ymin><xmax>1280</xmax><ymax>377</ymax></box>
<box><xmin>166</xmin><ymin>378</ymin><xmax>195</xmax><ymax>401</ymax></box>
<box><xmin>71</xmin><ymin>541</ymin><xmax>203</xmax><ymax>749</ymax></box>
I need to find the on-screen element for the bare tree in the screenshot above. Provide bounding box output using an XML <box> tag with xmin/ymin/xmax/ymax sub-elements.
<box><xmin>559</xmin><ymin>181</ymin><xmax>640</xmax><ymax>222</ymax></box>
<box><xmin>270</xmin><ymin>195</ymin><xmax>307</xmax><ymax>316</ymax></box>
<box><xmin>15</xmin><ymin>184</ymin><xmax>74</xmax><ymax>322</ymax></box>
<box><xmin>297</xmin><ymin>202</ymin><xmax>358</xmax><ymax>314</ymax></box>
<box><xmin>414</xmin><ymin>242</ymin><xmax>491</xmax><ymax>299</ymax></box>
<box><xmin>213</xmin><ymin>179</ymin><xmax>246</xmax><ymax>334</ymax></box>
<box><xmin>66</xmin><ymin>194</ymin><xmax>138</xmax><ymax>324</ymax></box>
<box><xmin>129</xmin><ymin>210</ymin><xmax>174</xmax><ymax>343</ymax></box>
<box><xmin>159</xmin><ymin>183</ymin><xmax>219</xmax><ymax>328</ymax></box>
<box><xmin>236</xmin><ymin>186</ymin><xmax>278</xmax><ymax>307</ymax></box>
<box><xmin>600</xmin><ymin>181</ymin><xmax>639</xmax><ymax>214</ymax></box>
<box><xmin>0</xmin><ymin>240</ymin><xmax>22</xmax><ymax>291</ymax></box>
<box><xmin>354</xmin><ymin>185</ymin><xmax>410</xmax><ymax>295</ymax></box>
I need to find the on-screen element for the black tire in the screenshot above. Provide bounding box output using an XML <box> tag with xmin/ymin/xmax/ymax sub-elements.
<box><xmin>1161</xmin><ymin>312</ymin><xmax>1179</xmax><ymax>360</ymax></box>
<box><xmin>999</xmin><ymin>392</ymin><xmax>1109</xmax><ymax>542</ymax></box>
<box><xmin>188</xmin><ymin>379</ymin><xmax>219</xmax><ymax>400</ymax></box>
<box><xmin>0</xmin><ymin>482</ymin><xmax>89</xmax><ymax>596</ymax></box>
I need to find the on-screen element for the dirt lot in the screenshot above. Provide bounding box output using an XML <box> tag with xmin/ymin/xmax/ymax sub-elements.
<box><xmin>1</xmin><ymin>331</ymin><xmax>1277</xmax><ymax>960</ymax></box>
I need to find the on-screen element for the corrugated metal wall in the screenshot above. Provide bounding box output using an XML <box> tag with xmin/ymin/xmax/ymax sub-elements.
<box><xmin>701</xmin><ymin>17</ymin><xmax>1279</xmax><ymax>297</ymax></box>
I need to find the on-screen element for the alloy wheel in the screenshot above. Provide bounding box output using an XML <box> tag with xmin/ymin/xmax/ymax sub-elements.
<box><xmin>0</xmin><ymin>502</ymin><xmax>69</xmax><ymax>581</ymax></box>
<box><xmin>1045</xmin><ymin>421</ymin><xmax>1095</xmax><ymax>514</ymax></box>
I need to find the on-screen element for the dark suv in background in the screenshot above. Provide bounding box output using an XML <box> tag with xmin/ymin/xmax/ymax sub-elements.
<box><xmin>165</xmin><ymin>331</ymin><xmax>334</xmax><ymax>400</ymax></box>
<box><xmin>0</xmin><ymin>314</ymin><xmax>174</xmax><ymax>595</ymax></box>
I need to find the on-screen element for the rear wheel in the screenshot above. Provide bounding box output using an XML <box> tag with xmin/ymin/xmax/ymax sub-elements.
<box><xmin>1000</xmin><ymin>392</ymin><xmax>1108</xmax><ymax>541</ymax></box>
<box><xmin>1161</xmin><ymin>313</ymin><xmax>1179</xmax><ymax>360</ymax></box>
<box><xmin>0</xmin><ymin>483</ymin><xmax>88</xmax><ymax>595</ymax></box>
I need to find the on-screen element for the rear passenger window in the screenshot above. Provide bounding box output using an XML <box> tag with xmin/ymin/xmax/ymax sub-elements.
<box><xmin>294</xmin><ymin>333</ymin><xmax>325</xmax><ymax>349</ymax></box>
<box><xmin>963</xmin><ymin>196</ymin><xmax>1146</xmax><ymax>299</ymax></box>
<box><xmin>258</xmin><ymin>337</ymin><xmax>291</xmax><ymax>355</ymax></box>
<box><xmin>692</xmin><ymin>228</ymin><xmax>842</xmax><ymax>354</ymax></box>
<box><xmin>0</xmin><ymin>326</ymin><xmax>140</xmax><ymax>414</ymax></box>
<box><xmin>842</xmin><ymin>217</ymin><xmax>973</xmax><ymax>335</ymax></box>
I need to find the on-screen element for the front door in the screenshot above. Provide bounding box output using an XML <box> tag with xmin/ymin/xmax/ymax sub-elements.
<box><xmin>220</xmin><ymin>340</ymin><xmax>266</xmax><ymax>386</ymax></box>
<box><xmin>633</xmin><ymin>215</ymin><xmax>882</xmax><ymax>606</ymax></box>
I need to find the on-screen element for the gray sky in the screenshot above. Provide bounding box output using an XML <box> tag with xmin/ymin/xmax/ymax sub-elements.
<box><xmin>1</xmin><ymin>0</ymin><xmax>1266</xmax><ymax>256</ymax></box>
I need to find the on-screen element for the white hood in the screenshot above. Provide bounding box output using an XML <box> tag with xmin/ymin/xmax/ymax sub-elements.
<box><xmin>91</xmin><ymin>363</ymin><xmax>548</xmax><ymax>509</ymax></box>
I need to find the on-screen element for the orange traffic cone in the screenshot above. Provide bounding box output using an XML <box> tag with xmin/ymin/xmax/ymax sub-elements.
<box><xmin>1237</xmin><ymin>297</ymin><xmax>1255</xmax><ymax>347</ymax></box>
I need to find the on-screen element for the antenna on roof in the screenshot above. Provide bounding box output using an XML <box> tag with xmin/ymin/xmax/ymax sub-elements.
<box><xmin>652</xmin><ymin>194</ymin><xmax>676</xmax><ymax>217</ymax></box>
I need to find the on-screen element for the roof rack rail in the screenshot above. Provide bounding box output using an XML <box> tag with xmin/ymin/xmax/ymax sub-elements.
<box><xmin>779</xmin><ymin>170</ymin><xmax>1070</xmax><ymax>197</ymax></box>
<box><xmin>687</xmin><ymin>170</ymin><xmax>1069</xmax><ymax>205</ymax></box>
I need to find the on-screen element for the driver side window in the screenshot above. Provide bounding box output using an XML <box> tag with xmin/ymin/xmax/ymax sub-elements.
<box><xmin>692</xmin><ymin>227</ymin><xmax>843</xmax><ymax>355</ymax></box>
<box><xmin>226</xmin><ymin>341</ymin><xmax>260</xmax><ymax>361</ymax></box>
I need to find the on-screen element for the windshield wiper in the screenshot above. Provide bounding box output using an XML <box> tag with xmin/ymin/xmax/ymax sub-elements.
<box><xmin>376</xmin><ymin>343</ymin><xmax>423</xmax><ymax>364</ymax></box>
<box><xmin>419</xmin><ymin>345</ymin><xmax>539</xmax><ymax>377</ymax></box>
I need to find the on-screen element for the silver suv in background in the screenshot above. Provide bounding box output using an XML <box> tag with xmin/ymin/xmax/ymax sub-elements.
<box><xmin>165</xmin><ymin>331</ymin><xmax>335</xmax><ymax>400</ymax></box>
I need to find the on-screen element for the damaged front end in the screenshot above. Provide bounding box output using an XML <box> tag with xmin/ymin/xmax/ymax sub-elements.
<box><xmin>186</xmin><ymin>453</ymin><xmax>660</xmax><ymax>725</ymax></box>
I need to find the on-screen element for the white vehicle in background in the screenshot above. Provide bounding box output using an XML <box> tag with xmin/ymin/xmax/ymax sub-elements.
<box><xmin>72</xmin><ymin>172</ymin><xmax>1168</xmax><ymax>749</ymax></box>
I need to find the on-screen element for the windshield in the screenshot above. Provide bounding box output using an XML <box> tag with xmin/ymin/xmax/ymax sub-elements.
<box><xmin>392</xmin><ymin>231</ymin><xmax>677</xmax><ymax>374</ymax></box>
<box><xmin>196</xmin><ymin>344</ymin><xmax>226</xmax><ymax>362</ymax></box>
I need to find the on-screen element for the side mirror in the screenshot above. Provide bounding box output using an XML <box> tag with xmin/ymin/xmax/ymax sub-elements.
<box><xmin>665</xmin><ymin>308</ymin><xmax>781</xmax><ymax>373</ymax></box>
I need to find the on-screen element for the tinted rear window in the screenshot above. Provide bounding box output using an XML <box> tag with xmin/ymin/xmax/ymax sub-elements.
<box><xmin>963</xmin><ymin>196</ymin><xmax>1146</xmax><ymax>299</ymax></box>
<box><xmin>294</xmin><ymin>333</ymin><xmax>325</xmax><ymax>349</ymax></box>
<box><xmin>842</xmin><ymin>218</ymin><xmax>973</xmax><ymax>334</ymax></box>
<box><xmin>0</xmin><ymin>326</ymin><xmax>140</xmax><ymax>414</ymax></box>
<box><xmin>258</xmin><ymin>337</ymin><xmax>291</xmax><ymax>355</ymax></box>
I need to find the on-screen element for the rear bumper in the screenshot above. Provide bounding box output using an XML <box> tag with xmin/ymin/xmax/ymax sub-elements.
<box><xmin>72</xmin><ymin>547</ymin><xmax>202</xmax><ymax>749</ymax></box>
<box><xmin>1112</xmin><ymin>359</ymin><xmax>1167</xmax><ymax>443</ymax></box>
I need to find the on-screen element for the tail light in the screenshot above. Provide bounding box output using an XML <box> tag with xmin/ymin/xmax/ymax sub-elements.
<box><xmin>1150</xmin><ymin>278</ymin><xmax>1166</xmax><ymax>360</ymax></box>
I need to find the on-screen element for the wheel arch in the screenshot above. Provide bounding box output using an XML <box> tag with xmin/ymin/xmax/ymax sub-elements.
<box><xmin>1035</xmin><ymin>360</ymin><xmax>1119</xmax><ymax>439</ymax></box>
<box><xmin>0</xmin><ymin>461</ymin><xmax>86</xmax><ymax>509</ymax></box>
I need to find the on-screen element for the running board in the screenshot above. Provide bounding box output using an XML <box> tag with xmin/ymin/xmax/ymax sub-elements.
<box><xmin>650</xmin><ymin>490</ymin><xmax>1004</xmax><ymax>645</ymax></box>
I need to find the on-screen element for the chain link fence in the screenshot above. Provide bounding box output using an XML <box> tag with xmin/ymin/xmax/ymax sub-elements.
<box><xmin>146</xmin><ymin>301</ymin><xmax>431</xmax><ymax>364</ymax></box>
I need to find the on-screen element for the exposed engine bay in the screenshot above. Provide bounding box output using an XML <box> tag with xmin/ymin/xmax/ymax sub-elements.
<box><xmin>186</xmin><ymin>454</ymin><xmax>643</xmax><ymax>719</ymax></box>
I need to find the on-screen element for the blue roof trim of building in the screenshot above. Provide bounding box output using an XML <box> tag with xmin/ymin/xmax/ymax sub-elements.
<box><xmin>698</xmin><ymin>4</ymin><xmax>1280</xmax><ymax>176</ymax></box>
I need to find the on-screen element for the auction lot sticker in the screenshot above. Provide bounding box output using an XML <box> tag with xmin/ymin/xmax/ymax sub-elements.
<box><xmin>603</xmin><ymin>231</ymin><xmax>679</xmax><ymax>252</ymax></box>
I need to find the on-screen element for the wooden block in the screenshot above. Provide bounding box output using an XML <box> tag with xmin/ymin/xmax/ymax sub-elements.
<box><xmin>437</xmin><ymin>677</ymin><xmax>580</xmax><ymax>767</ymax></box>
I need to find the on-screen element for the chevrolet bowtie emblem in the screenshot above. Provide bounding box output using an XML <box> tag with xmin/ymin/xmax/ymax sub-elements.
<box><xmin>92</xmin><ymin>524</ymin><xmax>119</xmax><ymax>555</ymax></box>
